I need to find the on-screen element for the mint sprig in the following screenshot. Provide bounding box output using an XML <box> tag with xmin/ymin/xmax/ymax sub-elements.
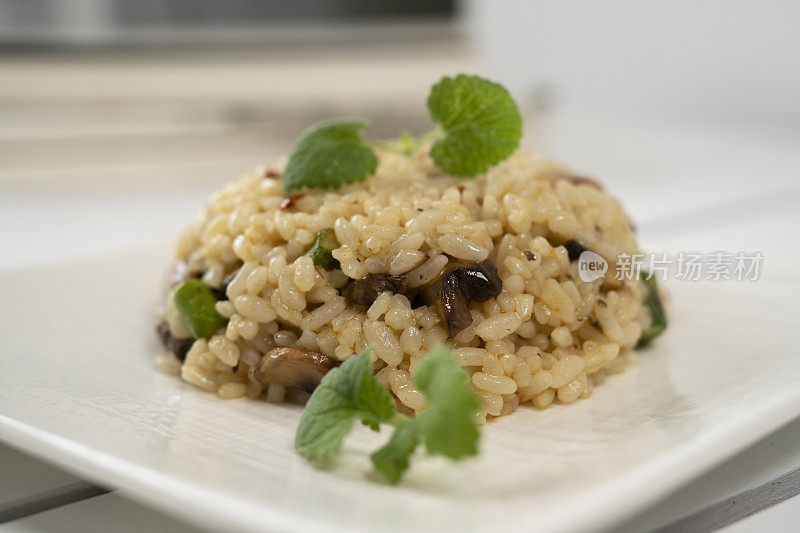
<box><xmin>294</xmin><ymin>347</ymin><xmax>396</xmax><ymax>462</ymax></box>
<box><xmin>427</xmin><ymin>74</ymin><xmax>523</xmax><ymax>177</ymax></box>
<box><xmin>281</xmin><ymin>74</ymin><xmax>522</xmax><ymax>192</ymax></box>
<box><xmin>294</xmin><ymin>345</ymin><xmax>481</xmax><ymax>484</ymax></box>
<box><xmin>283</xmin><ymin>120</ymin><xmax>378</xmax><ymax>192</ymax></box>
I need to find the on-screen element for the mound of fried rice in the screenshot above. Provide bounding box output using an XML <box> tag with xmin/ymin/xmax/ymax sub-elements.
<box><xmin>157</xmin><ymin>148</ymin><xmax>649</xmax><ymax>421</ymax></box>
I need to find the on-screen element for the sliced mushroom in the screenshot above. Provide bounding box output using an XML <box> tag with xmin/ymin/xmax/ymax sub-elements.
<box><xmin>420</xmin><ymin>259</ymin><xmax>502</xmax><ymax>337</ymax></box>
<box><xmin>156</xmin><ymin>322</ymin><xmax>193</xmax><ymax>361</ymax></box>
<box><xmin>540</xmin><ymin>171</ymin><xmax>603</xmax><ymax>190</ymax></box>
<box><xmin>250</xmin><ymin>347</ymin><xmax>339</xmax><ymax>393</ymax></box>
<box><xmin>341</xmin><ymin>273</ymin><xmax>406</xmax><ymax>308</ymax></box>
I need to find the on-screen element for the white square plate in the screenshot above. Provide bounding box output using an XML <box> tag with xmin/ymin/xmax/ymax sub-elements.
<box><xmin>1</xmin><ymin>245</ymin><xmax>799</xmax><ymax>533</ymax></box>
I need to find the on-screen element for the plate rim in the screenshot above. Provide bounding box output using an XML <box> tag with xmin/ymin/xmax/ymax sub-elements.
<box><xmin>3</xmin><ymin>384</ymin><xmax>800</xmax><ymax>533</ymax></box>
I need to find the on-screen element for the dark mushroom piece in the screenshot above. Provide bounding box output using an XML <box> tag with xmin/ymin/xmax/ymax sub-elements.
<box><xmin>341</xmin><ymin>273</ymin><xmax>407</xmax><ymax>308</ymax></box>
<box><xmin>250</xmin><ymin>346</ymin><xmax>340</xmax><ymax>393</ymax></box>
<box><xmin>156</xmin><ymin>322</ymin><xmax>194</xmax><ymax>361</ymax></box>
<box><xmin>420</xmin><ymin>259</ymin><xmax>503</xmax><ymax>337</ymax></box>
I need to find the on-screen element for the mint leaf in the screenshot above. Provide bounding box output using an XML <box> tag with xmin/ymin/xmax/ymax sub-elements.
<box><xmin>294</xmin><ymin>348</ymin><xmax>396</xmax><ymax>462</ymax></box>
<box><xmin>414</xmin><ymin>345</ymin><xmax>481</xmax><ymax>459</ymax></box>
<box><xmin>370</xmin><ymin>419</ymin><xmax>420</xmax><ymax>484</ymax></box>
<box><xmin>283</xmin><ymin>119</ymin><xmax>378</xmax><ymax>192</ymax></box>
<box><xmin>294</xmin><ymin>345</ymin><xmax>481</xmax><ymax>483</ymax></box>
<box><xmin>427</xmin><ymin>74</ymin><xmax>522</xmax><ymax>177</ymax></box>
<box><xmin>356</xmin><ymin>364</ymin><xmax>397</xmax><ymax>431</ymax></box>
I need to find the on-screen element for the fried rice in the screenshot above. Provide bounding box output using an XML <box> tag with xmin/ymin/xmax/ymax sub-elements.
<box><xmin>156</xmin><ymin>148</ymin><xmax>649</xmax><ymax>421</ymax></box>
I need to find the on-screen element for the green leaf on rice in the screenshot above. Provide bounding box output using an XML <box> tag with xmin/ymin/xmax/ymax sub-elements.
<box><xmin>426</xmin><ymin>74</ymin><xmax>523</xmax><ymax>177</ymax></box>
<box><xmin>280</xmin><ymin>75</ymin><xmax>523</xmax><ymax>192</ymax></box>
<box><xmin>283</xmin><ymin>119</ymin><xmax>378</xmax><ymax>192</ymax></box>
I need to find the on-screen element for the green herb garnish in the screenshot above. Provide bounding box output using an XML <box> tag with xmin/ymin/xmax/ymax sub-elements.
<box><xmin>283</xmin><ymin>120</ymin><xmax>379</xmax><ymax>193</ymax></box>
<box><xmin>173</xmin><ymin>279</ymin><xmax>228</xmax><ymax>340</ymax></box>
<box><xmin>295</xmin><ymin>345</ymin><xmax>481</xmax><ymax>484</ymax></box>
<box><xmin>637</xmin><ymin>272</ymin><xmax>667</xmax><ymax>347</ymax></box>
<box><xmin>294</xmin><ymin>347</ymin><xmax>397</xmax><ymax>462</ymax></box>
<box><xmin>426</xmin><ymin>74</ymin><xmax>523</xmax><ymax>176</ymax></box>
<box><xmin>282</xmin><ymin>74</ymin><xmax>522</xmax><ymax>192</ymax></box>
<box><xmin>306</xmin><ymin>228</ymin><xmax>340</xmax><ymax>270</ymax></box>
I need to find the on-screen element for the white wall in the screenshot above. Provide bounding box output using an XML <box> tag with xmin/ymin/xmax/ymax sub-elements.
<box><xmin>464</xmin><ymin>0</ymin><xmax>800</xmax><ymax>123</ymax></box>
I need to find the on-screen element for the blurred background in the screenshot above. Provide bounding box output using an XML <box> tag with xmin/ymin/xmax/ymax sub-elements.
<box><xmin>1</xmin><ymin>0</ymin><xmax>798</xmax><ymax>267</ymax></box>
